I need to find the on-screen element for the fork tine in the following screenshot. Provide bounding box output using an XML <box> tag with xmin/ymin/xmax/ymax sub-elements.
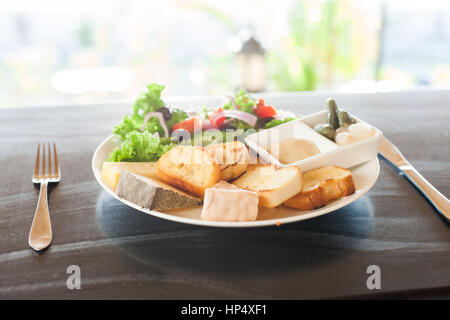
<box><xmin>42</xmin><ymin>142</ymin><xmax>46</xmax><ymax>177</ymax></box>
<box><xmin>34</xmin><ymin>144</ymin><xmax>41</xmax><ymax>178</ymax></box>
<box><xmin>53</xmin><ymin>142</ymin><xmax>59</xmax><ymax>178</ymax></box>
<box><xmin>48</xmin><ymin>142</ymin><xmax>52</xmax><ymax>178</ymax></box>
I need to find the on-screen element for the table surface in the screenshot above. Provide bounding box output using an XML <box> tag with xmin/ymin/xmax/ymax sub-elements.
<box><xmin>1</xmin><ymin>90</ymin><xmax>449</xmax><ymax>299</ymax></box>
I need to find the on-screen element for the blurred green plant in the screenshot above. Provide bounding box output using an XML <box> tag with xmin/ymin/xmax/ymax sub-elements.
<box><xmin>77</xmin><ymin>20</ymin><xmax>94</xmax><ymax>47</ymax></box>
<box><xmin>193</xmin><ymin>0</ymin><xmax>367</xmax><ymax>92</ymax></box>
<box><xmin>268</xmin><ymin>0</ymin><xmax>358</xmax><ymax>91</ymax></box>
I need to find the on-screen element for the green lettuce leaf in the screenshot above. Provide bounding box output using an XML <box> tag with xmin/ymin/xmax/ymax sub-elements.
<box><xmin>166</xmin><ymin>108</ymin><xmax>188</xmax><ymax>129</ymax></box>
<box><xmin>112</xmin><ymin>83</ymin><xmax>165</xmax><ymax>139</ymax></box>
<box><xmin>112</xmin><ymin>115</ymin><xmax>140</xmax><ymax>140</ymax></box>
<box><xmin>264</xmin><ymin>117</ymin><xmax>296</xmax><ymax>129</ymax></box>
<box><xmin>112</xmin><ymin>83</ymin><xmax>189</xmax><ymax>140</ymax></box>
<box><xmin>133</xmin><ymin>83</ymin><xmax>165</xmax><ymax>116</ymax></box>
<box><xmin>108</xmin><ymin>131</ymin><xmax>175</xmax><ymax>162</ymax></box>
<box><xmin>223</xmin><ymin>88</ymin><xmax>256</xmax><ymax>114</ymax></box>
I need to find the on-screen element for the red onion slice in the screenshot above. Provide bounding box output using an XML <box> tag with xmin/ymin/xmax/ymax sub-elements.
<box><xmin>211</xmin><ymin>110</ymin><xmax>258</xmax><ymax>127</ymax></box>
<box><xmin>226</xmin><ymin>93</ymin><xmax>238</xmax><ymax>109</ymax></box>
<box><xmin>223</xmin><ymin>110</ymin><xmax>258</xmax><ymax>127</ymax></box>
<box><xmin>141</xmin><ymin>112</ymin><xmax>169</xmax><ymax>137</ymax></box>
<box><xmin>274</xmin><ymin>110</ymin><xmax>296</xmax><ymax>120</ymax></box>
<box><xmin>202</xmin><ymin>119</ymin><xmax>216</xmax><ymax>130</ymax></box>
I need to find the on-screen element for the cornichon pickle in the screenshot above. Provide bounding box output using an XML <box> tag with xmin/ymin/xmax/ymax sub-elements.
<box><xmin>326</xmin><ymin>98</ymin><xmax>339</xmax><ymax>129</ymax></box>
<box><xmin>314</xmin><ymin>123</ymin><xmax>335</xmax><ymax>140</ymax></box>
<box><xmin>338</xmin><ymin>110</ymin><xmax>354</xmax><ymax>128</ymax></box>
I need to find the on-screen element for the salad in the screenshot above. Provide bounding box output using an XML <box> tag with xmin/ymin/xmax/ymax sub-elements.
<box><xmin>109</xmin><ymin>83</ymin><xmax>296</xmax><ymax>162</ymax></box>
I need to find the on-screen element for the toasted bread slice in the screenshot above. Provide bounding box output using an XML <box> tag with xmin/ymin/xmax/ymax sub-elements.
<box><xmin>156</xmin><ymin>146</ymin><xmax>220</xmax><ymax>198</ymax></box>
<box><xmin>205</xmin><ymin>141</ymin><xmax>249</xmax><ymax>181</ymax></box>
<box><xmin>284</xmin><ymin>184</ymin><xmax>328</xmax><ymax>210</ymax></box>
<box><xmin>233</xmin><ymin>165</ymin><xmax>303</xmax><ymax>208</ymax></box>
<box><xmin>284</xmin><ymin>166</ymin><xmax>356</xmax><ymax>210</ymax></box>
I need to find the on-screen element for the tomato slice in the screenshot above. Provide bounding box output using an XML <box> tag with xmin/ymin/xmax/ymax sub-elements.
<box><xmin>172</xmin><ymin>118</ymin><xmax>201</xmax><ymax>133</ymax></box>
<box><xmin>208</xmin><ymin>108</ymin><xmax>226</xmax><ymax>128</ymax></box>
<box><xmin>254</xmin><ymin>99</ymin><xmax>277</xmax><ymax>119</ymax></box>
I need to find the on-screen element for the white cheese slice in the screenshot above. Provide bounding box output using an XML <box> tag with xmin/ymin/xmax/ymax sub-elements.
<box><xmin>201</xmin><ymin>181</ymin><xmax>259</xmax><ymax>222</ymax></box>
<box><xmin>116</xmin><ymin>171</ymin><xmax>202</xmax><ymax>211</ymax></box>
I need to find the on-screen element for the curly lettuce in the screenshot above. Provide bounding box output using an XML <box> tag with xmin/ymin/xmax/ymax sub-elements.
<box><xmin>109</xmin><ymin>131</ymin><xmax>175</xmax><ymax>162</ymax></box>
<box><xmin>112</xmin><ymin>83</ymin><xmax>188</xmax><ymax>140</ymax></box>
<box><xmin>133</xmin><ymin>83</ymin><xmax>165</xmax><ymax>117</ymax></box>
<box><xmin>223</xmin><ymin>88</ymin><xmax>256</xmax><ymax>114</ymax></box>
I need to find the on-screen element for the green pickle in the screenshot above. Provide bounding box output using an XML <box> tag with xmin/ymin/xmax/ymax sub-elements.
<box><xmin>326</xmin><ymin>98</ymin><xmax>339</xmax><ymax>129</ymax></box>
<box><xmin>338</xmin><ymin>110</ymin><xmax>354</xmax><ymax>128</ymax></box>
<box><xmin>313</xmin><ymin>123</ymin><xmax>335</xmax><ymax>140</ymax></box>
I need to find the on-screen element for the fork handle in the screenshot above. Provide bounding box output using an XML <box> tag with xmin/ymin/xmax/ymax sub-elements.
<box><xmin>29</xmin><ymin>180</ymin><xmax>52</xmax><ymax>251</ymax></box>
<box><xmin>401</xmin><ymin>165</ymin><xmax>450</xmax><ymax>222</ymax></box>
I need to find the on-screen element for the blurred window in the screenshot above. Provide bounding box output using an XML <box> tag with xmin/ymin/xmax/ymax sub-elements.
<box><xmin>0</xmin><ymin>0</ymin><xmax>449</xmax><ymax>108</ymax></box>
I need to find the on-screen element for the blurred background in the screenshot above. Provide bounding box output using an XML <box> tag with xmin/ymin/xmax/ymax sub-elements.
<box><xmin>1</xmin><ymin>0</ymin><xmax>450</xmax><ymax>108</ymax></box>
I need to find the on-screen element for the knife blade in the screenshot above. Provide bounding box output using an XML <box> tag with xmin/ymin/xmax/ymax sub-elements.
<box><xmin>379</xmin><ymin>137</ymin><xmax>449</xmax><ymax>223</ymax></box>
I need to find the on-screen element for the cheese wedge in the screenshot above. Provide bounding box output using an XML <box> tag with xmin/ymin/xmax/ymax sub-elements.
<box><xmin>201</xmin><ymin>181</ymin><xmax>259</xmax><ymax>221</ymax></box>
<box><xmin>101</xmin><ymin>162</ymin><xmax>158</xmax><ymax>191</ymax></box>
<box><xmin>233</xmin><ymin>165</ymin><xmax>303</xmax><ymax>208</ymax></box>
<box><xmin>115</xmin><ymin>171</ymin><xmax>202</xmax><ymax>211</ymax></box>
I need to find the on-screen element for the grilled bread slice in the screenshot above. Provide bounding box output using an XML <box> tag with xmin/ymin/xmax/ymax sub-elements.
<box><xmin>156</xmin><ymin>145</ymin><xmax>220</xmax><ymax>198</ymax></box>
<box><xmin>233</xmin><ymin>165</ymin><xmax>303</xmax><ymax>208</ymax></box>
<box><xmin>205</xmin><ymin>141</ymin><xmax>249</xmax><ymax>181</ymax></box>
<box><xmin>284</xmin><ymin>166</ymin><xmax>356</xmax><ymax>210</ymax></box>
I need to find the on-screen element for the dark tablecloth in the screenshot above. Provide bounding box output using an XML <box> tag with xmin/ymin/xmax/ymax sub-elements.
<box><xmin>1</xmin><ymin>90</ymin><xmax>449</xmax><ymax>299</ymax></box>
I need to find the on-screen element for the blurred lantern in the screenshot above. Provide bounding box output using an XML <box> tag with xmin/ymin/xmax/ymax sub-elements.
<box><xmin>233</xmin><ymin>35</ymin><xmax>266</xmax><ymax>92</ymax></box>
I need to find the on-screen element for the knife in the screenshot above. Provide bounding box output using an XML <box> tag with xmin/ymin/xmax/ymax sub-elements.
<box><xmin>379</xmin><ymin>137</ymin><xmax>449</xmax><ymax>223</ymax></box>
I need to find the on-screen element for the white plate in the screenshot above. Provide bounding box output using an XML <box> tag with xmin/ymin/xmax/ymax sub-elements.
<box><xmin>92</xmin><ymin>135</ymin><xmax>380</xmax><ymax>228</ymax></box>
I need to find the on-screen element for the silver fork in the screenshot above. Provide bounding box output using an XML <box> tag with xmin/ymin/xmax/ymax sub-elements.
<box><xmin>29</xmin><ymin>142</ymin><xmax>61</xmax><ymax>251</ymax></box>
